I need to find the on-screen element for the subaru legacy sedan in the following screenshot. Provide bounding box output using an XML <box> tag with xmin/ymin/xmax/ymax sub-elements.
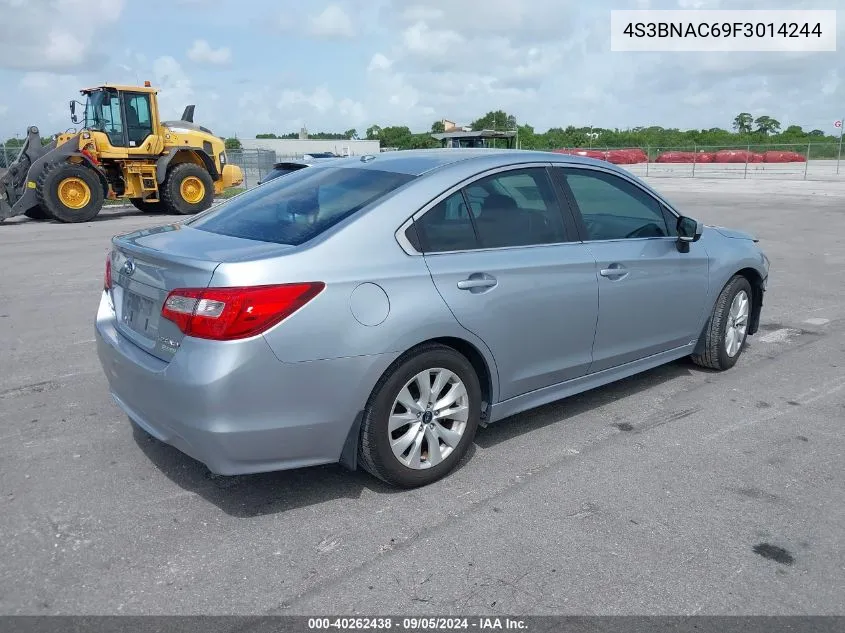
<box><xmin>95</xmin><ymin>149</ymin><xmax>769</xmax><ymax>488</ymax></box>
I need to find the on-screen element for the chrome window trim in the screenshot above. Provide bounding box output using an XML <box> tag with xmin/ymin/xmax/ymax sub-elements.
<box><xmin>393</xmin><ymin>160</ymin><xmax>685</xmax><ymax>256</ymax></box>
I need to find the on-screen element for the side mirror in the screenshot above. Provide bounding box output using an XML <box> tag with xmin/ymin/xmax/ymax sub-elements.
<box><xmin>69</xmin><ymin>100</ymin><xmax>78</xmax><ymax>123</ymax></box>
<box><xmin>677</xmin><ymin>216</ymin><xmax>703</xmax><ymax>252</ymax></box>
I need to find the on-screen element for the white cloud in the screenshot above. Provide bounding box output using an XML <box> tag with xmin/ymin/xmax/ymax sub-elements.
<box><xmin>152</xmin><ymin>56</ymin><xmax>194</xmax><ymax>119</ymax></box>
<box><xmin>0</xmin><ymin>0</ymin><xmax>125</xmax><ymax>71</ymax></box>
<box><xmin>17</xmin><ymin>72</ymin><xmax>82</xmax><ymax>126</ymax></box>
<box><xmin>337</xmin><ymin>98</ymin><xmax>367</xmax><ymax>124</ymax></box>
<box><xmin>277</xmin><ymin>86</ymin><xmax>335</xmax><ymax>113</ymax></box>
<box><xmin>187</xmin><ymin>39</ymin><xmax>232</xmax><ymax>65</ymax></box>
<box><xmin>367</xmin><ymin>53</ymin><xmax>393</xmax><ymax>73</ymax></box>
<box><xmin>308</xmin><ymin>4</ymin><xmax>355</xmax><ymax>38</ymax></box>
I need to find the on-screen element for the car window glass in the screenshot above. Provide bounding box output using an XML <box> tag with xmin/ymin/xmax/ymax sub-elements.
<box><xmin>470</xmin><ymin>168</ymin><xmax>568</xmax><ymax>248</ymax></box>
<box><xmin>561</xmin><ymin>169</ymin><xmax>670</xmax><ymax>241</ymax></box>
<box><xmin>662</xmin><ymin>205</ymin><xmax>679</xmax><ymax>237</ymax></box>
<box><xmin>413</xmin><ymin>192</ymin><xmax>478</xmax><ymax>253</ymax></box>
<box><xmin>188</xmin><ymin>166</ymin><xmax>415</xmax><ymax>246</ymax></box>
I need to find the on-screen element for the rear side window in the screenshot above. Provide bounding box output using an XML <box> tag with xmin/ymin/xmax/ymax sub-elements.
<box><xmin>188</xmin><ymin>166</ymin><xmax>415</xmax><ymax>245</ymax></box>
<box><xmin>467</xmin><ymin>168</ymin><xmax>568</xmax><ymax>249</ymax></box>
<box><xmin>413</xmin><ymin>192</ymin><xmax>478</xmax><ymax>253</ymax></box>
<box><xmin>411</xmin><ymin>168</ymin><xmax>570</xmax><ymax>253</ymax></box>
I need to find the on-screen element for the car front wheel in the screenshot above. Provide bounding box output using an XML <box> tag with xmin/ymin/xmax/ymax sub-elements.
<box><xmin>358</xmin><ymin>344</ymin><xmax>482</xmax><ymax>488</ymax></box>
<box><xmin>692</xmin><ymin>274</ymin><xmax>753</xmax><ymax>371</ymax></box>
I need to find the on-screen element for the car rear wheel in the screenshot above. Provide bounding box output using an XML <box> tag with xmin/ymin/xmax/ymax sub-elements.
<box><xmin>358</xmin><ymin>344</ymin><xmax>482</xmax><ymax>488</ymax></box>
<box><xmin>691</xmin><ymin>275</ymin><xmax>753</xmax><ymax>371</ymax></box>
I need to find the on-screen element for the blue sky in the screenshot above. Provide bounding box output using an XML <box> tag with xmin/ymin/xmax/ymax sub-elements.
<box><xmin>0</xmin><ymin>0</ymin><xmax>842</xmax><ymax>141</ymax></box>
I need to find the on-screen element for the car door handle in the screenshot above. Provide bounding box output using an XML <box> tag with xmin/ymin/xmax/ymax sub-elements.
<box><xmin>457</xmin><ymin>274</ymin><xmax>497</xmax><ymax>291</ymax></box>
<box><xmin>457</xmin><ymin>278</ymin><xmax>497</xmax><ymax>290</ymax></box>
<box><xmin>599</xmin><ymin>264</ymin><xmax>629</xmax><ymax>279</ymax></box>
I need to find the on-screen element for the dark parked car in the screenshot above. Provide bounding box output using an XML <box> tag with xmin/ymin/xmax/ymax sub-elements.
<box><xmin>258</xmin><ymin>156</ymin><xmax>341</xmax><ymax>185</ymax></box>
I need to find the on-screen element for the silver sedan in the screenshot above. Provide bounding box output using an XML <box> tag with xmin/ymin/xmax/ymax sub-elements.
<box><xmin>95</xmin><ymin>149</ymin><xmax>769</xmax><ymax>488</ymax></box>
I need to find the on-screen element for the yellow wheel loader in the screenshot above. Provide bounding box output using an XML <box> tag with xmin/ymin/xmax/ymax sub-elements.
<box><xmin>0</xmin><ymin>82</ymin><xmax>243</xmax><ymax>223</ymax></box>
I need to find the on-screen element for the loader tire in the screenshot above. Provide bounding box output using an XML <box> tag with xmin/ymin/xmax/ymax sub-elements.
<box><xmin>130</xmin><ymin>199</ymin><xmax>164</xmax><ymax>213</ymax></box>
<box><xmin>24</xmin><ymin>205</ymin><xmax>53</xmax><ymax>221</ymax></box>
<box><xmin>161</xmin><ymin>163</ymin><xmax>214</xmax><ymax>215</ymax></box>
<box><xmin>37</xmin><ymin>162</ymin><xmax>104</xmax><ymax>223</ymax></box>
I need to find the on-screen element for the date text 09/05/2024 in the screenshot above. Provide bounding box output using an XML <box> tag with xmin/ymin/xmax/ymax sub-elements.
<box><xmin>307</xmin><ymin>617</ymin><xmax>528</xmax><ymax>630</ymax></box>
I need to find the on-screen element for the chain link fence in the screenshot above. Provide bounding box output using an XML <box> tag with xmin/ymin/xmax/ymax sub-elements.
<box><xmin>1</xmin><ymin>142</ymin><xmax>23</xmax><ymax>170</ymax></box>
<box><xmin>555</xmin><ymin>142</ymin><xmax>844</xmax><ymax>181</ymax></box>
<box><xmin>224</xmin><ymin>148</ymin><xmax>277</xmax><ymax>190</ymax></box>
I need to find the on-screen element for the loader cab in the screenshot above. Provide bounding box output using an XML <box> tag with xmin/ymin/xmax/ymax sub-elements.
<box><xmin>75</xmin><ymin>85</ymin><xmax>162</xmax><ymax>154</ymax></box>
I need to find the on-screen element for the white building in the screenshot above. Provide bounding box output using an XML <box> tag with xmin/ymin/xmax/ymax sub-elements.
<box><xmin>240</xmin><ymin>138</ymin><xmax>381</xmax><ymax>158</ymax></box>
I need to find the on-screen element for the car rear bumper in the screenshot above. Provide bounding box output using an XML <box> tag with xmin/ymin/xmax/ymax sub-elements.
<box><xmin>95</xmin><ymin>292</ymin><xmax>398</xmax><ymax>475</ymax></box>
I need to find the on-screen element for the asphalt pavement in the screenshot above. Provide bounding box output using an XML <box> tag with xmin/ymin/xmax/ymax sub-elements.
<box><xmin>1</xmin><ymin>179</ymin><xmax>843</xmax><ymax>615</ymax></box>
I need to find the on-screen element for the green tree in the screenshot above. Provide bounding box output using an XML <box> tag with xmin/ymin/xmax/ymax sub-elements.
<box><xmin>365</xmin><ymin>124</ymin><xmax>381</xmax><ymax>140</ymax></box>
<box><xmin>431</xmin><ymin>120</ymin><xmax>445</xmax><ymax>133</ymax></box>
<box><xmin>515</xmin><ymin>123</ymin><xmax>536</xmax><ymax>149</ymax></box>
<box><xmin>471</xmin><ymin>110</ymin><xmax>517</xmax><ymax>131</ymax></box>
<box><xmin>378</xmin><ymin>125</ymin><xmax>413</xmax><ymax>148</ymax></box>
<box><xmin>754</xmin><ymin>115</ymin><xmax>781</xmax><ymax>135</ymax></box>
<box><xmin>732</xmin><ymin>113</ymin><xmax>753</xmax><ymax>134</ymax></box>
<box><xmin>344</xmin><ymin>128</ymin><xmax>358</xmax><ymax>140</ymax></box>
<box><xmin>255</xmin><ymin>133</ymin><xmax>279</xmax><ymax>139</ymax></box>
<box><xmin>224</xmin><ymin>137</ymin><xmax>242</xmax><ymax>150</ymax></box>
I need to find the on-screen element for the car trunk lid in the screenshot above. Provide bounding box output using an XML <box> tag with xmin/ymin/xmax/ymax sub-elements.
<box><xmin>109</xmin><ymin>223</ymin><xmax>289</xmax><ymax>362</ymax></box>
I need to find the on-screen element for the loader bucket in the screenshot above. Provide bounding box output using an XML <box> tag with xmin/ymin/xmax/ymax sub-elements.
<box><xmin>0</xmin><ymin>126</ymin><xmax>59</xmax><ymax>222</ymax></box>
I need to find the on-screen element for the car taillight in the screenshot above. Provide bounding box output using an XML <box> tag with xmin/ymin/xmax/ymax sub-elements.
<box><xmin>104</xmin><ymin>252</ymin><xmax>112</xmax><ymax>290</ymax></box>
<box><xmin>160</xmin><ymin>283</ymin><xmax>325</xmax><ymax>341</ymax></box>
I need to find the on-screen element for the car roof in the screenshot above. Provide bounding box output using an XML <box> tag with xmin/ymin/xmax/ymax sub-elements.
<box><xmin>329</xmin><ymin>148</ymin><xmax>632</xmax><ymax>178</ymax></box>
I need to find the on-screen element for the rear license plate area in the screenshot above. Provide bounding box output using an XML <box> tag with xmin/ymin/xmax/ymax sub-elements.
<box><xmin>122</xmin><ymin>290</ymin><xmax>157</xmax><ymax>337</ymax></box>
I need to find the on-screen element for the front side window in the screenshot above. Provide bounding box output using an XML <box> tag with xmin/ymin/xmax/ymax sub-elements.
<box><xmin>559</xmin><ymin>168</ymin><xmax>670</xmax><ymax>241</ymax></box>
<box><xmin>188</xmin><ymin>166</ymin><xmax>415</xmax><ymax>245</ymax></box>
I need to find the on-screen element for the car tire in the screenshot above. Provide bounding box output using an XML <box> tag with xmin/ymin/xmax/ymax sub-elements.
<box><xmin>161</xmin><ymin>163</ymin><xmax>214</xmax><ymax>215</ymax></box>
<box><xmin>130</xmin><ymin>198</ymin><xmax>165</xmax><ymax>213</ymax></box>
<box><xmin>358</xmin><ymin>343</ymin><xmax>482</xmax><ymax>488</ymax></box>
<box><xmin>691</xmin><ymin>275</ymin><xmax>753</xmax><ymax>371</ymax></box>
<box><xmin>36</xmin><ymin>162</ymin><xmax>104</xmax><ymax>223</ymax></box>
<box><xmin>24</xmin><ymin>205</ymin><xmax>52</xmax><ymax>220</ymax></box>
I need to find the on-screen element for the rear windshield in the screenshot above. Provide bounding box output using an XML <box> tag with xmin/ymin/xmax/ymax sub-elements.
<box><xmin>187</xmin><ymin>166</ymin><xmax>415</xmax><ymax>246</ymax></box>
